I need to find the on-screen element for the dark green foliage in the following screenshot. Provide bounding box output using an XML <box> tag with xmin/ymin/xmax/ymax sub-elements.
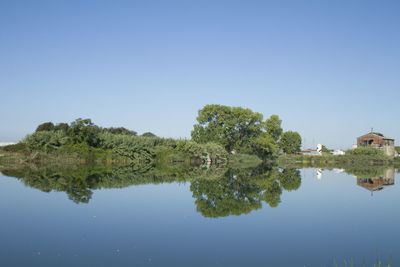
<box><xmin>395</xmin><ymin>146</ymin><xmax>400</xmax><ymax>154</ymax></box>
<box><xmin>142</xmin><ymin>132</ymin><xmax>157</xmax><ymax>137</ymax></box>
<box><xmin>279</xmin><ymin>131</ymin><xmax>302</xmax><ymax>154</ymax></box>
<box><xmin>35</xmin><ymin>122</ymin><xmax>55</xmax><ymax>132</ymax></box>
<box><xmin>54</xmin><ymin>123</ymin><xmax>69</xmax><ymax>132</ymax></box>
<box><xmin>68</xmin><ymin>118</ymin><xmax>101</xmax><ymax>146</ymax></box>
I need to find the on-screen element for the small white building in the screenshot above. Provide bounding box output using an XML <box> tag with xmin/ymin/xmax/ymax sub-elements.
<box><xmin>333</xmin><ymin>149</ymin><xmax>345</xmax><ymax>155</ymax></box>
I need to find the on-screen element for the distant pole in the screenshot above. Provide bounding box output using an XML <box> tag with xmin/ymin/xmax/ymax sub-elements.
<box><xmin>371</xmin><ymin>127</ymin><xmax>373</xmax><ymax>133</ymax></box>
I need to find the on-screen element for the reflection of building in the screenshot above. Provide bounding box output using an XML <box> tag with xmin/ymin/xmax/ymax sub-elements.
<box><xmin>317</xmin><ymin>169</ymin><xmax>322</xmax><ymax>180</ymax></box>
<box><xmin>356</xmin><ymin>132</ymin><xmax>395</xmax><ymax>156</ymax></box>
<box><xmin>356</xmin><ymin>169</ymin><xmax>395</xmax><ymax>196</ymax></box>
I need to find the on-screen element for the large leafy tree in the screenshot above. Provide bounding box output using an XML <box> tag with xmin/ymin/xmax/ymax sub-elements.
<box><xmin>191</xmin><ymin>105</ymin><xmax>273</xmax><ymax>155</ymax></box>
<box><xmin>279</xmin><ymin>131</ymin><xmax>302</xmax><ymax>154</ymax></box>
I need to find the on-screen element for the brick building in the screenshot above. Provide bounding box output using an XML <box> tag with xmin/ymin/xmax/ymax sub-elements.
<box><xmin>356</xmin><ymin>132</ymin><xmax>395</xmax><ymax>156</ymax></box>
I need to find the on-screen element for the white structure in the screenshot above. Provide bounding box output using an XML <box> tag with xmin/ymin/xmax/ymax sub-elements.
<box><xmin>316</xmin><ymin>144</ymin><xmax>323</xmax><ymax>154</ymax></box>
<box><xmin>333</xmin><ymin>149</ymin><xmax>345</xmax><ymax>155</ymax></box>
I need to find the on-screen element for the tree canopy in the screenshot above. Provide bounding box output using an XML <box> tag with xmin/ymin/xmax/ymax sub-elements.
<box><xmin>279</xmin><ymin>131</ymin><xmax>302</xmax><ymax>154</ymax></box>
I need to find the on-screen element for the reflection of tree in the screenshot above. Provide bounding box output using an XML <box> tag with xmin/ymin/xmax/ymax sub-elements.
<box><xmin>278</xmin><ymin>169</ymin><xmax>301</xmax><ymax>191</ymax></box>
<box><xmin>190</xmin><ymin>166</ymin><xmax>302</xmax><ymax>217</ymax></box>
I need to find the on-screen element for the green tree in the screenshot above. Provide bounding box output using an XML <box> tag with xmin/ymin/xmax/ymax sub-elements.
<box><xmin>69</xmin><ymin>118</ymin><xmax>101</xmax><ymax>146</ymax></box>
<box><xmin>279</xmin><ymin>131</ymin><xmax>302</xmax><ymax>154</ymax></box>
<box><xmin>264</xmin><ymin>115</ymin><xmax>282</xmax><ymax>142</ymax></box>
<box><xmin>191</xmin><ymin>104</ymin><xmax>266</xmax><ymax>153</ymax></box>
<box><xmin>35</xmin><ymin>122</ymin><xmax>55</xmax><ymax>132</ymax></box>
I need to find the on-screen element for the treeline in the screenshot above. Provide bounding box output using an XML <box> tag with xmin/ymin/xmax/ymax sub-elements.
<box><xmin>2</xmin><ymin>118</ymin><xmax>228</xmax><ymax>164</ymax></box>
<box><xmin>1</xmin><ymin>104</ymin><xmax>302</xmax><ymax>163</ymax></box>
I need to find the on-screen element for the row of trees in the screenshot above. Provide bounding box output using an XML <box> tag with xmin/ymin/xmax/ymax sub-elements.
<box><xmin>191</xmin><ymin>104</ymin><xmax>302</xmax><ymax>158</ymax></box>
<box><xmin>35</xmin><ymin>119</ymin><xmax>156</xmax><ymax>138</ymax></box>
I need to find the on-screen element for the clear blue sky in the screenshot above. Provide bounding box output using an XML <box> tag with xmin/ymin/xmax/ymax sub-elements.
<box><xmin>1</xmin><ymin>0</ymin><xmax>399</xmax><ymax>149</ymax></box>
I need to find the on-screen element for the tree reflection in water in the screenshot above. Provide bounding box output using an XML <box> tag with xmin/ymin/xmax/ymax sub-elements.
<box><xmin>191</xmin><ymin>166</ymin><xmax>301</xmax><ymax>217</ymax></box>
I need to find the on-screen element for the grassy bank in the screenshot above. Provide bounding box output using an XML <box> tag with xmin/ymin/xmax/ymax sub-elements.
<box><xmin>279</xmin><ymin>153</ymin><xmax>400</xmax><ymax>169</ymax></box>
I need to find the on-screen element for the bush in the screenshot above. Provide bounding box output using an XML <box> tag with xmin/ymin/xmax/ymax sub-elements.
<box><xmin>1</xmin><ymin>143</ymin><xmax>29</xmax><ymax>154</ymax></box>
<box><xmin>23</xmin><ymin>130</ymin><xmax>69</xmax><ymax>152</ymax></box>
<box><xmin>347</xmin><ymin>147</ymin><xmax>386</xmax><ymax>157</ymax></box>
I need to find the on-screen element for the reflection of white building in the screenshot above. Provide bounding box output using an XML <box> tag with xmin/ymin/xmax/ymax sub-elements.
<box><xmin>333</xmin><ymin>168</ymin><xmax>345</xmax><ymax>173</ymax></box>
<box><xmin>317</xmin><ymin>169</ymin><xmax>322</xmax><ymax>180</ymax></box>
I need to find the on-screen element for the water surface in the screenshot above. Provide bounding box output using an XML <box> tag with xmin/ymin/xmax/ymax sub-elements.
<box><xmin>0</xmin><ymin>165</ymin><xmax>398</xmax><ymax>266</ymax></box>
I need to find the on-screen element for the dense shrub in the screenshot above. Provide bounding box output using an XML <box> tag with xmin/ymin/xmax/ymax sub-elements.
<box><xmin>346</xmin><ymin>147</ymin><xmax>386</xmax><ymax>157</ymax></box>
<box><xmin>1</xmin><ymin>143</ymin><xmax>30</xmax><ymax>154</ymax></box>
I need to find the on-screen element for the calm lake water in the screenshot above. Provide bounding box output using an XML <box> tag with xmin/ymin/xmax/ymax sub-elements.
<box><xmin>0</xmin><ymin>164</ymin><xmax>398</xmax><ymax>267</ymax></box>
